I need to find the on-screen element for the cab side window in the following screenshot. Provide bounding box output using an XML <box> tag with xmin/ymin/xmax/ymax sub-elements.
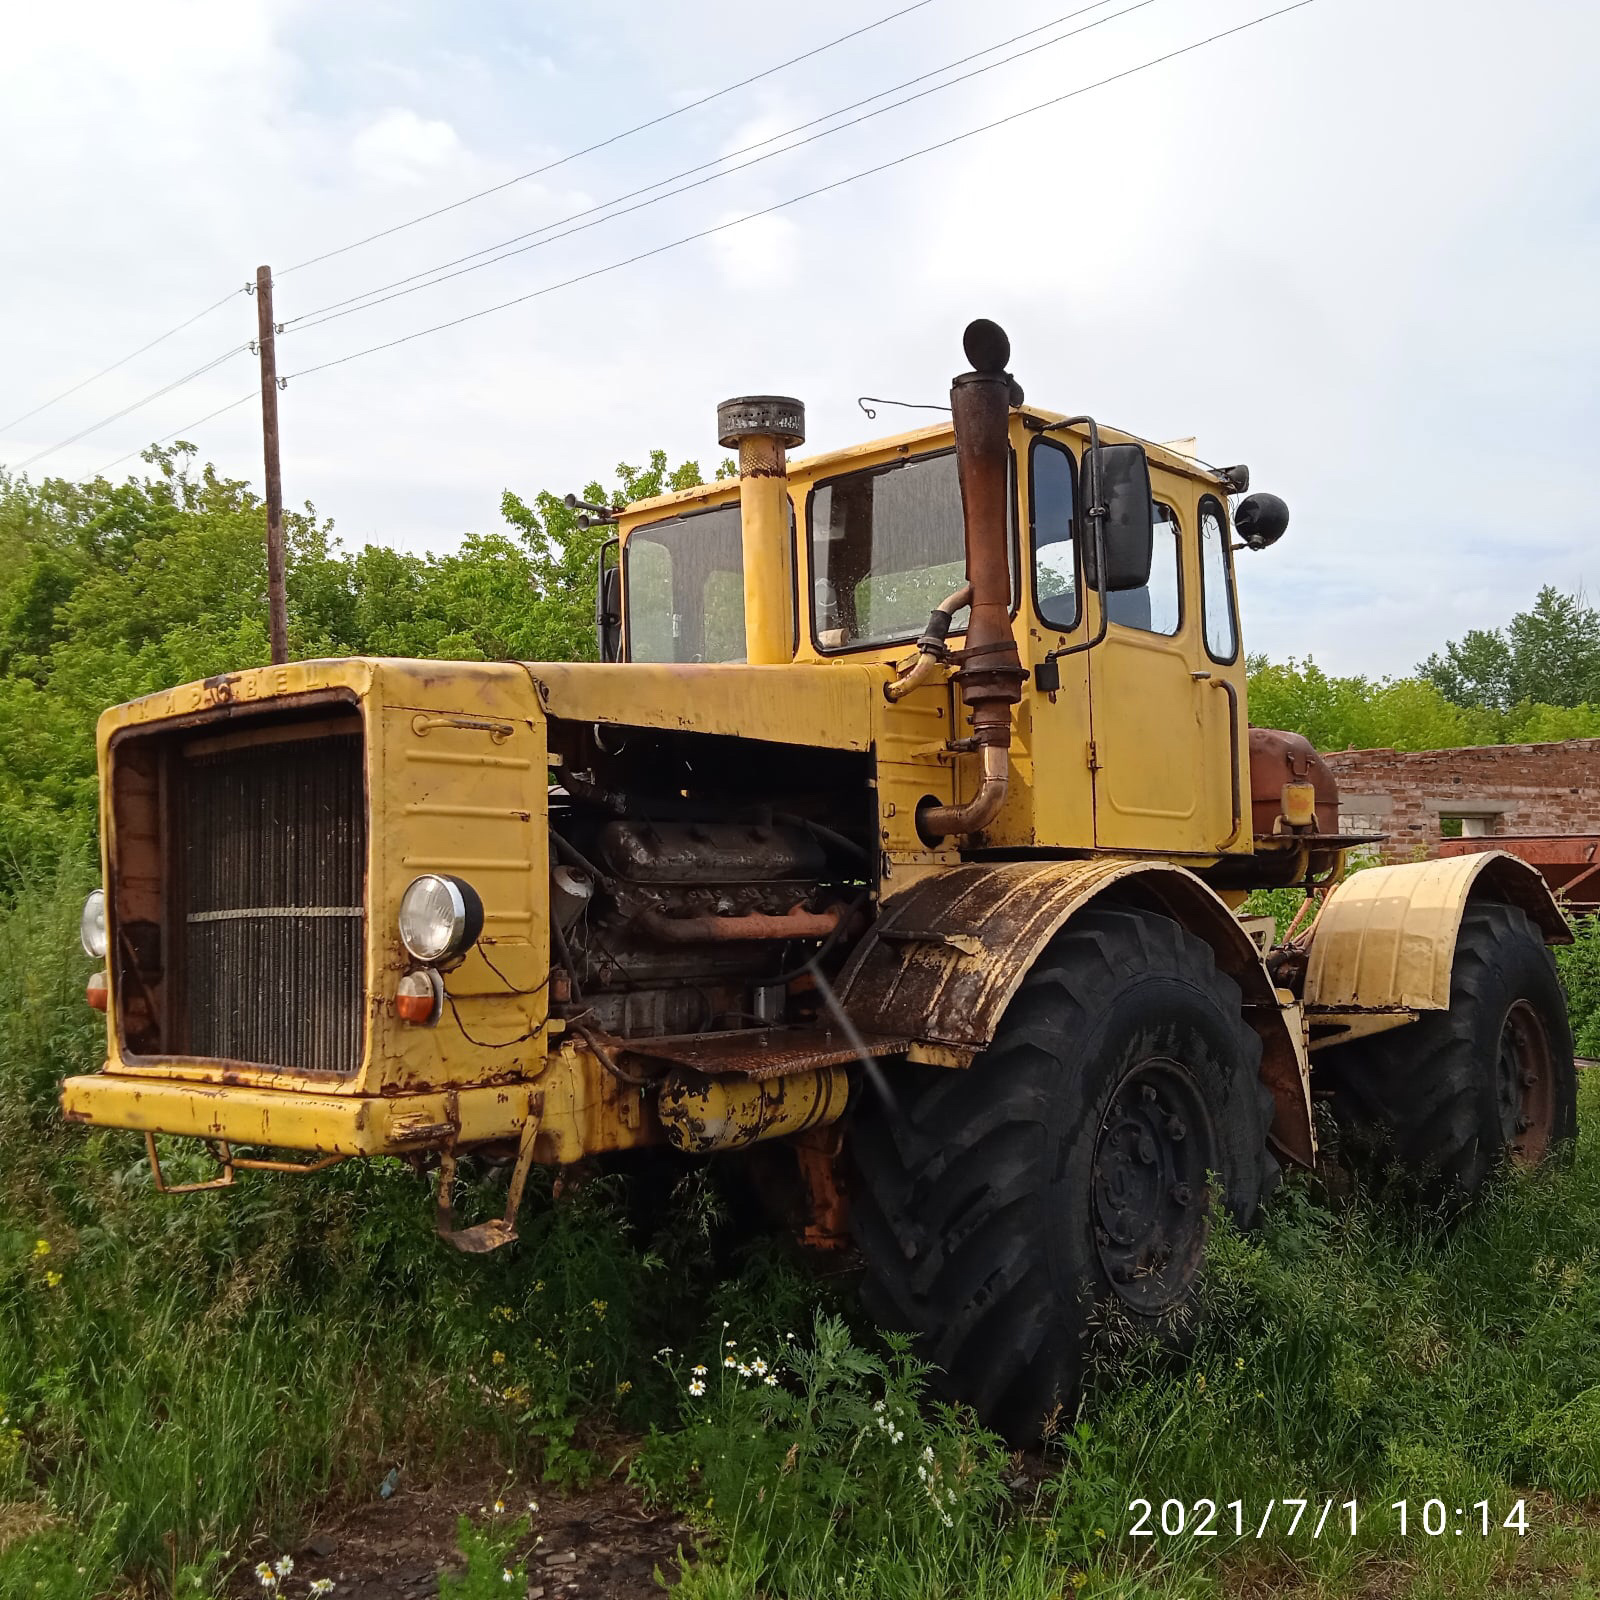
<box><xmin>1198</xmin><ymin>495</ymin><xmax>1239</xmax><ymax>662</ymax></box>
<box><xmin>1030</xmin><ymin>437</ymin><xmax>1078</xmax><ymax>630</ymax></box>
<box><xmin>1105</xmin><ymin>502</ymin><xmax>1181</xmax><ymax>635</ymax></box>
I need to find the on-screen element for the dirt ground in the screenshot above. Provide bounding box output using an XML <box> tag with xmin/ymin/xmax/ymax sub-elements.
<box><xmin>229</xmin><ymin>1472</ymin><xmax>696</xmax><ymax>1599</ymax></box>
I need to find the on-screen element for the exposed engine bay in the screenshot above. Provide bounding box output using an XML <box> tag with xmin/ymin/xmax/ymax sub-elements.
<box><xmin>546</xmin><ymin>723</ymin><xmax>874</xmax><ymax>1041</ymax></box>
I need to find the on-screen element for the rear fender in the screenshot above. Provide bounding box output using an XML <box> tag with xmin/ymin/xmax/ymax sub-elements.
<box><xmin>837</xmin><ymin>859</ymin><xmax>1315</xmax><ymax>1167</ymax></box>
<box><xmin>1304</xmin><ymin>850</ymin><xmax>1570</xmax><ymax>1014</ymax></box>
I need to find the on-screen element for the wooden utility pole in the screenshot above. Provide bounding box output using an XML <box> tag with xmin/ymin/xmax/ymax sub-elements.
<box><xmin>255</xmin><ymin>264</ymin><xmax>289</xmax><ymax>665</ymax></box>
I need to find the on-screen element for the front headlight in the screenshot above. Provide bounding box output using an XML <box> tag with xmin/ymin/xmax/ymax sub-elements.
<box><xmin>80</xmin><ymin>889</ymin><xmax>107</xmax><ymax>959</ymax></box>
<box><xmin>398</xmin><ymin>874</ymin><xmax>483</xmax><ymax>964</ymax></box>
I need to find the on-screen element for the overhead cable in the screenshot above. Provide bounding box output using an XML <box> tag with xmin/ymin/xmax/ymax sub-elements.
<box><xmin>97</xmin><ymin>391</ymin><xmax>258</xmax><ymax>475</ymax></box>
<box><xmin>278</xmin><ymin>0</ymin><xmax>941</xmax><ymax>277</ymax></box>
<box><xmin>14</xmin><ymin>344</ymin><xmax>254</xmax><ymax>471</ymax></box>
<box><xmin>282</xmin><ymin>3</ymin><xmax>1320</xmax><ymax>387</ymax></box>
<box><xmin>0</xmin><ymin>286</ymin><xmax>246</xmax><ymax>437</ymax></box>
<box><xmin>282</xmin><ymin>0</ymin><xmax>1142</xmax><ymax>334</ymax></box>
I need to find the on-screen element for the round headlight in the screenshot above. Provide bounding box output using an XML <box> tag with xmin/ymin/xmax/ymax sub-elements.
<box><xmin>80</xmin><ymin>889</ymin><xmax>107</xmax><ymax>959</ymax></box>
<box><xmin>398</xmin><ymin>874</ymin><xmax>484</xmax><ymax>964</ymax></box>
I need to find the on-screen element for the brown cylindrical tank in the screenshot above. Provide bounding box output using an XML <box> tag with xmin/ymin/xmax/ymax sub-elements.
<box><xmin>1248</xmin><ymin>728</ymin><xmax>1340</xmax><ymax>837</ymax></box>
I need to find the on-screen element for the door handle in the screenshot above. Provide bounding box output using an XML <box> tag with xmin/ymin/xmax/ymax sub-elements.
<box><xmin>1194</xmin><ymin>672</ymin><xmax>1243</xmax><ymax>850</ymax></box>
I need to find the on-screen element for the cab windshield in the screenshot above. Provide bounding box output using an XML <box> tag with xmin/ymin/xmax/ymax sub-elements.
<box><xmin>809</xmin><ymin>449</ymin><xmax>1012</xmax><ymax>652</ymax></box>
<box><xmin>624</xmin><ymin>504</ymin><xmax>746</xmax><ymax>663</ymax></box>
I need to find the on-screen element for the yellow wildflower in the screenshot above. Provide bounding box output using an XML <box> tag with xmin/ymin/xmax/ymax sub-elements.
<box><xmin>31</xmin><ymin>1240</ymin><xmax>50</xmax><ymax>1259</ymax></box>
<box><xmin>490</xmin><ymin>1350</ymin><xmax>506</xmax><ymax>1367</ymax></box>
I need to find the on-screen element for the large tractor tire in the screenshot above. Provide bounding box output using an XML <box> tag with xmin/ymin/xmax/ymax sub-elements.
<box><xmin>1320</xmin><ymin>901</ymin><xmax>1576</xmax><ymax>1201</ymax></box>
<box><xmin>848</xmin><ymin>905</ymin><xmax>1279</xmax><ymax>1443</ymax></box>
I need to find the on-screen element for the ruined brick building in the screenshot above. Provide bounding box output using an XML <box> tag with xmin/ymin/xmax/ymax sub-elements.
<box><xmin>1322</xmin><ymin>739</ymin><xmax>1600</xmax><ymax>863</ymax></box>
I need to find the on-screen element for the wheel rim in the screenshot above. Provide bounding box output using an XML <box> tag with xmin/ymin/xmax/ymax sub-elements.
<box><xmin>1496</xmin><ymin>998</ymin><xmax>1555</xmax><ymax>1166</ymax></box>
<box><xmin>1092</xmin><ymin>1058</ymin><xmax>1220</xmax><ymax>1313</ymax></box>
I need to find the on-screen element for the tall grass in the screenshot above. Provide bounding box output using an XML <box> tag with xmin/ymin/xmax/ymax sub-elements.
<box><xmin>4</xmin><ymin>871</ymin><xmax>1600</xmax><ymax>1598</ymax></box>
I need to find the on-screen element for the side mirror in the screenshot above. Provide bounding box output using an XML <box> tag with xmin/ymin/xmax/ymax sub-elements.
<box><xmin>595</xmin><ymin>540</ymin><xmax>622</xmax><ymax>661</ymax></box>
<box><xmin>1081</xmin><ymin>442</ymin><xmax>1153</xmax><ymax>592</ymax></box>
<box><xmin>1235</xmin><ymin>491</ymin><xmax>1289</xmax><ymax>551</ymax></box>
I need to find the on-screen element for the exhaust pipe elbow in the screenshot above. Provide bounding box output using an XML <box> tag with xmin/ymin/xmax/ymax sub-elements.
<box><xmin>917</xmin><ymin>744</ymin><xmax>1009</xmax><ymax>840</ymax></box>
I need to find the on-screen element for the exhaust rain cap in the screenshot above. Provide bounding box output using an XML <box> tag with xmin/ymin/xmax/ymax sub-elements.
<box><xmin>961</xmin><ymin>319</ymin><xmax>1025</xmax><ymax>406</ymax></box>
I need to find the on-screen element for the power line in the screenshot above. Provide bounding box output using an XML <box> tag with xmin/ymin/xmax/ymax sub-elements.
<box><xmin>14</xmin><ymin>343</ymin><xmax>254</xmax><ymax>471</ymax></box>
<box><xmin>282</xmin><ymin>3</ymin><xmax>1319</xmax><ymax>388</ymax></box>
<box><xmin>7</xmin><ymin>7</ymin><xmax>933</xmax><ymax>455</ymax></box>
<box><xmin>0</xmin><ymin>286</ymin><xmax>246</xmax><ymax>436</ymax></box>
<box><xmin>88</xmin><ymin>0</ymin><xmax>1317</xmax><ymax>477</ymax></box>
<box><xmin>97</xmin><ymin>391</ymin><xmax>257</xmax><ymax>476</ymax></box>
<box><xmin>283</xmin><ymin>0</ymin><xmax>1142</xmax><ymax>335</ymax></box>
<box><xmin>279</xmin><ymin>0</ymin><xmax>941</xmax><ymax>278</ymax></box>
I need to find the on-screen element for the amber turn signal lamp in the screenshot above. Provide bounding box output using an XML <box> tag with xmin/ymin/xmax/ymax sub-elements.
<box><xmin>86</xmin><ymin>971</ymin><xmax>108</xmax><ymax>1012</ymax></box>
<box><xmin>396</xmin><ymin>968</ymin><xmax>443</xmax><ymax>1026</ymax></box>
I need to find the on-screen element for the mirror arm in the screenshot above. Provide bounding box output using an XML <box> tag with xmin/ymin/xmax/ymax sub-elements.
<box><xmin>1037</xmin><ymin>416</ymin><xmax>1110</xmax><ymax>670</ymax></box>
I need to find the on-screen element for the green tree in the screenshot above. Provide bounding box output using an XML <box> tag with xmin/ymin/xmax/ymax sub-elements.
<box><xmin>0</xmin><ymin>444</ymin><xmax>707</xmax><ymax>887</ymax></box>
<box><xmin>1420</xmin><ymin>586</ymin><xmax>1600</xmax><ymax>711</ymax></box>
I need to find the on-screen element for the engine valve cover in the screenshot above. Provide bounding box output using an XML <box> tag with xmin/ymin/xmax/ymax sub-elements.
<box><xmin>597</xmin><ymin>820</ymin><xmax>826</xmax><ymax>883</ymax></box>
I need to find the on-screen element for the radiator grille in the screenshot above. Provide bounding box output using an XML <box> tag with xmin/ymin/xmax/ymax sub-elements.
<box><xmin>182</xmin><ymin>731</ymin><xmax>366</xmax><ymax>1072</ymax></box>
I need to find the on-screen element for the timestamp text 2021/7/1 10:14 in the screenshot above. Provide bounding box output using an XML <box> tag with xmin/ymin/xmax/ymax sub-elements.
<box><xmin>1128</xmin><ymin>1498</ymin><xmax>1530</xmax><ymax>1540</ymax></box>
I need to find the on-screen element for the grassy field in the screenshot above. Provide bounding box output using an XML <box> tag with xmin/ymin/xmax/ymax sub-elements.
<box><xmin>4</xmin><ymin>869</ymin><xmax>1600</xmax><ymax>1599</ymax></box>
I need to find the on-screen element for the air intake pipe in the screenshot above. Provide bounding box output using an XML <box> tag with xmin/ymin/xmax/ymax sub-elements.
<box><xmin>917</xmin><ymin>320</ymin><xmax>1027</xmax><ymax>840</ymax></box>
<box><xmin>718</xmin><ymin>395</ymin><xmax>806</xmax><ymax>665</ymax></box>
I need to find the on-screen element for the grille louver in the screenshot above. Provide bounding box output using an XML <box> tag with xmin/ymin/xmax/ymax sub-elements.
<box><xmin>182</xmin><ymin>731</ymin><xmax>366</xmax><ymax>1072</ymax></box>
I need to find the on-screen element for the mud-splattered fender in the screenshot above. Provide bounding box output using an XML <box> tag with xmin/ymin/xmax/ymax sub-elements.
<box><xmin>837</xmin><ymin>858</ymin><xmax>1315</xmax><ymax>1167</ymax></box>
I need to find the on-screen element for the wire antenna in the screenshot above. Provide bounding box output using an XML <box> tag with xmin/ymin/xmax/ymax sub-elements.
<box><xmin>859</xmin><ymin>398</ymin><xmax>952</xmax><ymax>420</ymax></box>
<box><xmin>279</xmin><ymin>0</ymin><xmax>941</xmax><ymax>278</ymax></box>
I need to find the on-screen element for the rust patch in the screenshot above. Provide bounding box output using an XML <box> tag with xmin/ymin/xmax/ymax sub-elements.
<box><xmin>623</xmin><ymin>1026</ymin><xmax>910</xmax><ymax>1081</ymax></box>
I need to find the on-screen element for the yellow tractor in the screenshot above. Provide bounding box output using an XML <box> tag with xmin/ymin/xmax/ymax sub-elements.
<box><xmin>63</xmin><ymin>321</ymin><xmax>1575</xmax><ymax>1439</ymax></box>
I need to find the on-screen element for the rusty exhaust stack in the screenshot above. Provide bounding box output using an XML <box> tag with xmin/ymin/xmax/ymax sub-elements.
<box><xmin>718</xmin><ymin>395</ymin><xmax>806</xmax><ymax>665</ymax></box>
<box><xmin>918</xmin><ymin>320</ymin><xmax>1026</xmax><ymax>840</ymax></box>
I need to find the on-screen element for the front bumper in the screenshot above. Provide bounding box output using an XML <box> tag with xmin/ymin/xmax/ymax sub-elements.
<box><xmin>61</xmin><ymin>1050</ymin><xmax>654</xmax><ymax>1165</ymax></box>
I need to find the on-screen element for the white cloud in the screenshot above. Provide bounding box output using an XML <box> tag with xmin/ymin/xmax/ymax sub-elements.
<box><xmin>350</xmin><ymin>108</ymin><xmax>465</xmax><ymax>188</ymax></box>
<box><xmin>702</xmin><ymin>209</ymin><xmax>799</xmax><ymax>290</ymax></box>
<box><xmin>0</xmin><ymin>0</ymin><xmax>1596</xmax><ymax>682</ymax></box>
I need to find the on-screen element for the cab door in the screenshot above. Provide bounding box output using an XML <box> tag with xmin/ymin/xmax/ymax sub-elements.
<box><xmin>1017</xmin><ymin>431</ymin><xmax>1096</xmax><ymax>850</ymax></box>
<box><xmin>1087</xmin><ymin>493</ymin><xmax>1229</xmax><ymax>854</ymax></box>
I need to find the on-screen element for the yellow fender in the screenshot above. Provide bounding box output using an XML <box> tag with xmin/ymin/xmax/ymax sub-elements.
<box><xmin>1304</xmin><ymin>849</ymin><xmax>1571</xmax><ymax>1014</ymax></box>
<box><xmin>836</xmin><ymin>858</ymin><xmax>1316</xmax><ymax>1167</ymax></box>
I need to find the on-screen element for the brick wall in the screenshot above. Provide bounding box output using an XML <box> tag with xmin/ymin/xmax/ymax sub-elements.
<box><xmin>1322</xmin><ymin>739</ymin><xmax>1600</xmax><ymax>863</ymax></box>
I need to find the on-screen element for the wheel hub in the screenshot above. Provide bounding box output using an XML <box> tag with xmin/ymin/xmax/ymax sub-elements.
<box><xmin>1496</xmin><ymin>998</ymin><xmax>1555</xmax><ymax>1166</ymax></box>
<box><xmin>1092</xmin><ymin>1058</ymin><xmax>1219</xmax><ymax>1312</ymax></box>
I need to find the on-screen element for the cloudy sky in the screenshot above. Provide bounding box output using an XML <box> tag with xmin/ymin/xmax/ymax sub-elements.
<box><xmin>2</xmin><ymin>0</ymin><xmax>1596</xmax><ymax>676</ymax></box>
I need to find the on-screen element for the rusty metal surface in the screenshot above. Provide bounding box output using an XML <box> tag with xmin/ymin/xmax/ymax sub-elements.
<box><xmin>599</xmin><ymin>819</ymin><xmax>826</xmax><ymax>882</ymax></box>
<box><xmin>656</xmin><ymin>1064</ymin><xmax>848</xmax><ymax>1152</ymax></box>
<box><xmin>1439</xmin><ymin>834</ymin><xmax>1600</xmax><ymax>911</ymax></box>
<box><xmin>183</xmin><ymin>728</ymin><xmax>366</xmax><ymax>1073</ymax></box>
<box><xmin>622</xmin><ymin>1025</ymin><xmax>911</xmax><ymax>1081</ymax></box>
<box><xmin>1304</xmin><ymin>849</ymin><xmax>1572</xmax><ymax>1015</ymax></box>
<box><xmin>838</xmin><ymin>858</ymin><xmax>1278</xmax><ymax>1049</ymax></box>
<box><xmin>837</xmin><ymin>857</ymin><xmax>1316</xmax><ymax>1169</ymax></box>
<box><xmin>636</xmin><ymin>904</ymin><xmax>841</xmax><ymax>943</ymax></box>
<box><xmin>1248</xmin><ymin>727</ymin><xmax>1340</xmax><ymax>836</ymax></box>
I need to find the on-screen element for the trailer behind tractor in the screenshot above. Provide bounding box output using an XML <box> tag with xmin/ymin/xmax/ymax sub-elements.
<box><xmin>62</xmin><ymin>321</ymin><xmax>1576</xmax><ymax>1440</ymax></box>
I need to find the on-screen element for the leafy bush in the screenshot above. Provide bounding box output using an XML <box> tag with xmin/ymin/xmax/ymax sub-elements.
<box><xmin>1558</xmin><ymin>915</ymin><xmax>1600</xmax><ymax>1057</ymax></box>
